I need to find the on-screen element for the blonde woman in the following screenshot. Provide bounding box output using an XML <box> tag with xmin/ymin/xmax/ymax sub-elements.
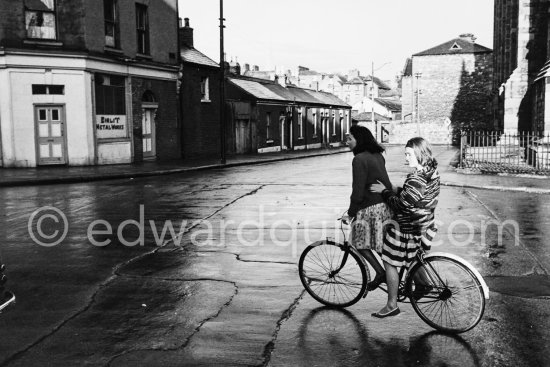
<box><xmin>370</xmin><ymin>137</ymin><xmax>440</xmax><ymax>318</ymax></box>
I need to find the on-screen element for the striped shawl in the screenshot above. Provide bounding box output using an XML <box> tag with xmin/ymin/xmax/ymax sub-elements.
<box><xmin>382</xmin><ymin>166</ymin><xmax>440</xmax><ymax>236</ymax></box>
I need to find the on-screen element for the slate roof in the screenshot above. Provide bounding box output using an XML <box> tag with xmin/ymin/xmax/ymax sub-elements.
<box><xmin>304</xmin><ymin>89</ymin><xmax>350</xmax><ymax>107</ymax></box>
<box><xmin>413</xmin><ymin>38</ymin><xmax>492</xmax><ymax>56</ymax></box>
<box><xmin>228</xmin><ymin>77</ymin><xmax>350</xmax><ymax>107</ymax></box>
<box><xmin>229</xmin><ymin>78</ymin><xmax>285</xmax><ymax>100</ymax></box>
<box><xmin>180</xmin><ymin>46</ymin><xmax>219</xmax><ymax>67</ymax></box>
<box><xmin>374</xmin><ymin>98</ymin><xmax>401</xmax><ymax>111</ymax></box>
<box><xmin>373</xmin><ymin>76</ymin><xmax>391</xmax><ymax>90</ymax></box>
<box><xmin>347</xmin><ymin>76</ymin><xmax>367</xmax><ymax>84</ymax></box>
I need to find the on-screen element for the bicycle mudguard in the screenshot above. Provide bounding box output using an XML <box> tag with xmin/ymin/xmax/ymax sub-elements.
<box><xmin>425</xmin><ymin>252</ymin><xmax>490</xmax><ymax>300</ymax></box>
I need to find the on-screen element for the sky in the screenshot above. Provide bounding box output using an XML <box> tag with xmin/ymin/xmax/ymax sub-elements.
<box><xmin>177</xmin><ymin>0</ymin><xmax>494</xmax><ymax>82</ymax></box>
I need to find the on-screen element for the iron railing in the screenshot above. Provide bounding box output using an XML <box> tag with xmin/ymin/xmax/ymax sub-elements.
<box><xmin>459</xmin><ymin>131</ymin><xmax>550</xmax><ymax>175</ymax></box>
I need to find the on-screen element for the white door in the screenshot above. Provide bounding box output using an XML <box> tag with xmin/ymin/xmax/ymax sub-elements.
<box><xmin>35</xmin><ymin>105</ymin><xmax>66</xmax><ymax>165</ymax></box>
<box><xmin>142</xmin><ymin>109</ymin><xmax>156</xmax><ymax>159</ymax></box>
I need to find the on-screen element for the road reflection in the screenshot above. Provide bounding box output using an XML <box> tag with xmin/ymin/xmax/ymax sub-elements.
<box><xmin>296</xmin><ymin>306</ymin><xmax>480</xmax><ymax>367</ymax></box>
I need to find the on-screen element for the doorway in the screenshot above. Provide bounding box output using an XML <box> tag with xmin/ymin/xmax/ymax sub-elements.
<box><xmin>142</xmin><ymin>108</ymin><xmax>156</xmax><ymax>159</ymax></box>
<box><xmin>34</xmin><ymin>105</ymin><xmax>67</xmax><ymax>165</ymax></box>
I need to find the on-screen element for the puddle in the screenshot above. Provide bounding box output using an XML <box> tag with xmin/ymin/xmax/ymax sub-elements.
<box><xmin>485</xmin><ymin>275</ymin><xmax>550</xmax><ymax>298</ymax></box>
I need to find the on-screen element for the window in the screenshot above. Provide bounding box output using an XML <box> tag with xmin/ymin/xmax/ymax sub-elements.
<box><xmin>332</xmin><ymin>112</ymin><xmax>336</xmax><ymax>135</ymax></box>
<box><xmin>136</xmin><ymin>4</ymin><xmax>149</xmax><ymax>54</ymax></box>
<box><xmin>104</xmin><ymin>0</ymin><xmax>119</xmax><ymax>48</ymax></box>
<box><xmin>450</xmin><ymin>42</ymin><xmax>462</xmax><ymax>50</ymax></box>
<box><xmin>25</xmin><ymin>0</ymin><xmax>57</xmax><ymax>40</ymax></box>
<box><xmin>95</xmin><ymin>74</ymin><xmax>126</xmax><ymax>115</ymax></box>
<box><xmin>32</xmin><ymin>84</ymin><xmax>64</xmax><ymax>95</ymax></box>
<box><xmin>266</xmin><ymin>112</ymin><xmax>272</xmax><ymax>140</ymax></box>
<box><xmin>200</xmin><ymin>77</ymin><xmax>210</xmax><ymax>102</ymax></box>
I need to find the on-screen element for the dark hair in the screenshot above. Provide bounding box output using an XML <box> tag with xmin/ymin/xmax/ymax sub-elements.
<box><xmin>349</xmin><ymin>125</ymin><xmax>385</xmax><ymax>155</ymax></box>
<box><xmin>406</xmin><ymin>137</ymin><xmax>437</xmax><ymax>168</ymax></box>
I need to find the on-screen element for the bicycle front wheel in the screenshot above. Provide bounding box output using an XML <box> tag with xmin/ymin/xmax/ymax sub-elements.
<box><xmin>407</xmin><ymin>256</ymin><xmax>485</xmax><ymax>333</ymax></box>
<box><xmin>299</xmin><ymin>241</ymin><xmax>368</xmax><ymax>308</ymax></box>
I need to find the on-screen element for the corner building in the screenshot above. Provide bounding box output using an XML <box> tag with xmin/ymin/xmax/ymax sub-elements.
<box><xmin>0</xmin><ymin>0</ymin><xmax>180</xmax><ymax>167</ymax></box>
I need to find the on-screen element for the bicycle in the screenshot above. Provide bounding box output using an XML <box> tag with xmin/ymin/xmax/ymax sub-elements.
<box><xmin>298</xmin><ymin>218</ymin><xmax>489</xmax><ymax>334</ymax></box>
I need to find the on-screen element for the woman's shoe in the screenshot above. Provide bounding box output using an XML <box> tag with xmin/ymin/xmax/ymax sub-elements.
<box><xmin>367</xmin><ymin>273</ymin><xmax>386</xmax><ymax>291</ymax></box>
<box><xmin>371</xmin><ymin>307</ymin><xmax>400</xmax><ymax>318</ymax></box>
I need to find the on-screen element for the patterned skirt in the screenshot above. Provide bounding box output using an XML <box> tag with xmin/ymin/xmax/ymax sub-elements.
<box><xmin>381</xmin><ymin>224</ymin><xmax>438</xmax><ymax>268</ymax></box>
<box><xmin>350</xmin><ymin>202</ymin><xmax>393</xmax><ymax>252</ymax></box>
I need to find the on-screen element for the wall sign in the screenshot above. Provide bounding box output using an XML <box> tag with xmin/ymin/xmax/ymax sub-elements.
<box><xmin>96</xmin><ymin>115</ymin><xmax>127</xmax><ymax>139</ymax></box>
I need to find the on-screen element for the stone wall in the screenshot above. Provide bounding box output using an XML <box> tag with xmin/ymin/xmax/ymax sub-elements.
<box><xmin>387</xmin><ymin>121</ymin><xmax>452</xmax><ymax>145</ymax></box>
<box><xmin>400</xmin><ymin>51</ymin><xmax>492</xmax><ymax>144</ymax></box>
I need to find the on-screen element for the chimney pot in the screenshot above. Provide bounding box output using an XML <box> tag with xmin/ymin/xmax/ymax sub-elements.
<box><xmin>459</xmin><ymin>33</ymin><xmax>476</xmax><ymax>43</ymax></box>
<box><xmin>184</xmin><ymin>18</ymin><xmax>190</xmax><ymax>27</ymax></box>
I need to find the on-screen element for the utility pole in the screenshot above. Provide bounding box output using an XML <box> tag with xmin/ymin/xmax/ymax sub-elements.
<box><xmin>371</xmin><ymin>61</ymin><xmax>376</xmax><ymax>140</ymax></box>
<box><xmin>414</xmin><ymin>72</ymin><xmax>422</xmax><ymax>136</ymax></box>
<box><xmin>219</xmin><ymin>0</ymin><xmax>226</xmax><ymax>164</ymax></box>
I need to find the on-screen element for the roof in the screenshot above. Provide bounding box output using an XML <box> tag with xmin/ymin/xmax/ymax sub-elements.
<box><xmin>304</xmin><ymin>89</ymin><xmax>350</xmax><ymax>107</ymax></box>
<box><xmin>228</xmin><ymin>76</ymin><xmax>350</xmax><ymax>107</ymax></box>
<box><xmin>373</xmin><ymin>76</ymin><xmax>391</xmax><ymax>90</ymax></box>
<box><xmin>374</xmin><ymin>98</ymin><xmax>401</xmax><ymax>111</ymax></box>
<box><xmin>413</xmin><ymin>37</ymin><xmax>492</xmax><ymax>56</ymax></box>
<box><xmin>346</xmin><ymin>76</ymin><xmax>367</xmax><ymax>85</ymax></box>
<box><xmin>380</xmin><ymin>89</ymin><xmax>400</xmax><ymax>98</ymax></box>
<box><xmin>229</xmin><ymin>78</ymin><xmax>285</xmax><ymax>100</ymax></box>
<box><xmin>180</xmin><ymin>46</ymin><xmax>219</xmax><ymax>68</ymax></box>
<box><xmin>351</xmin><ymin>111</ymin><xmax>389</xmax><ymax>122</ymax></box>
<box><xmin>299</xmin><ymin>69</ymin><xmax>320</xmax><ymax>76</ymax></box>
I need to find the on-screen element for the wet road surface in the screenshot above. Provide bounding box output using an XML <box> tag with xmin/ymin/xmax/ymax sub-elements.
<box><xmin>0</xmin><ymin>146</ymin><xmax>548</xmax><ymax>366</ymax></box>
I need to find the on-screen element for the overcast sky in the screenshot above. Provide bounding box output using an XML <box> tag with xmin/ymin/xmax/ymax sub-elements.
<box><xmin>177</xmin><ymin>0</ymin><xmax>494</xmax><ymax>81</ymax></box>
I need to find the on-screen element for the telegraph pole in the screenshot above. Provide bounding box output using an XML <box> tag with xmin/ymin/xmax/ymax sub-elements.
<box><xmin>219</xmin><ymin>0</ymin><xmax>226</xmax><ymax>164</ymax></box>
<box><xmin>371</xmin><ymin>61</ymin><xmax>376</xmax><ymax>140</ymax></box>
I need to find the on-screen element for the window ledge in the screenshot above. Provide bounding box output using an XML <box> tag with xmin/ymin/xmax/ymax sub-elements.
<box><xmin>266</xmin><ymin>139</ymin><xmax>274</xmax><ymax>144</ymax></box>
<box><xmin>24</xmin><ymin>39</ymin><xmax>63</xmax><ymax>47</ymax></box>
<box><xmin>104</xmin><ymin>46</ymin><xmax>124</xmax><ymax>55</ymax></box>
<box><xmin>201</xmin><ymin>99</ymin><xmax>211</xmax><ymax>103</ymax></box>
<box><xmin>136</xmin><ymin>53</ymin><xmax>152</xmax><ymax>60</ymax></box>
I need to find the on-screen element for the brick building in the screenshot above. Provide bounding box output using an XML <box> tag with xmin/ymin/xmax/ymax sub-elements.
<box><xmin>226</xmin><ymin>75</ymin><xmax>351</xmax><ymax>153</ymax></box>
<box><xmin>493</xmin><ymin>0</ymin><xmax>550</xmax><ymax>133</ymax></box>
<box><xmin>0</xmin><ymin>0</ymin><xmax>180</xmax><ymax>167</ymax></box>
<box><xmin>400</xmin><ymin>34</ymin><xmax>493</xmax><ymax>144</ymax></box>
<box><xmin>178</xmin><ymin>18</ymin><xmax>221</xmax><ymax>159</ymax></box>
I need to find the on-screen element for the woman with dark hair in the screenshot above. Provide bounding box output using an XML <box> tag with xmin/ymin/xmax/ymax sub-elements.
<box><xmin>370</xmin><ymin>137</ymin><xmax>440</xmax><ymax>318</ymax></box>
<box><xmin>343</xmin><ymin>125</ymin><xmax>394</xmax><ymax>290</ymax></box>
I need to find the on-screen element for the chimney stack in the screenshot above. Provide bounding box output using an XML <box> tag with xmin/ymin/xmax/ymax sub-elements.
<box><xmin>459</xmin><ymin>33</ymin><xmax>476</xmax><ymax>43</ymax></box>
<box><xmin>179</xmin><ymin>17</ymin><xmax>194</xmax><ymax>48</ymax></box>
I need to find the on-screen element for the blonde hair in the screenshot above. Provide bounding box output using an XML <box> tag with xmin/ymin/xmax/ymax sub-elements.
<box><xmin>406</xmin><ymin>137</ymin><xmax>436</xmax><ymax>168</ymax></box>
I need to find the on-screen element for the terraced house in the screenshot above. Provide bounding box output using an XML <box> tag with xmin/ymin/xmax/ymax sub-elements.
<box><xmin>0</xmin><ymin>0</ymin><xmax>180</xmax><ymax>167</ymax></box>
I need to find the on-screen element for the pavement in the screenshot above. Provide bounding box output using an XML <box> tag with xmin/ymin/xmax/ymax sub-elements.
<box><xmin>0</xmin><ymin>145</ymin><xmax>549</xmax><ymax>193</ymax></box>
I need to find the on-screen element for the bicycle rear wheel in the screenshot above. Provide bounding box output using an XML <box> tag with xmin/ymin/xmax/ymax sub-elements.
<box><xmin>299</xmin><ymin>241</ymin><xmax>368</xmax><ymax>307</ymax></box>
<box><xmin>407</xmin><ymin>256</ymin><xmax>485</xmax><ymax>333</ymax></box>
